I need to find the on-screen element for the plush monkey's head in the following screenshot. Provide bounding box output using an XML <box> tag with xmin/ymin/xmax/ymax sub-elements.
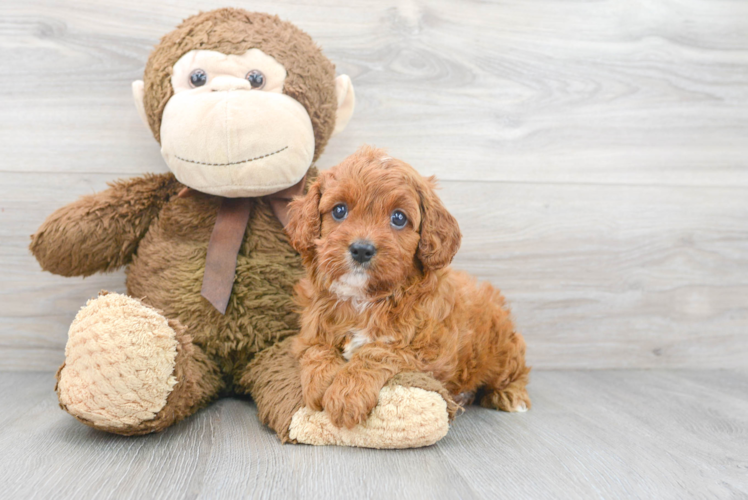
<box><xmin>132</xmin><ymin>9</ymin><xmax>355</xmax><ymax>197</ymax></box>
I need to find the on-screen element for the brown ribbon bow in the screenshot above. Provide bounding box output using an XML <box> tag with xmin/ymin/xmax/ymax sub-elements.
<box><xmin>191</xmin><ymin>176</ymin><xmax>306</xmax><ymax>314</ymax></box>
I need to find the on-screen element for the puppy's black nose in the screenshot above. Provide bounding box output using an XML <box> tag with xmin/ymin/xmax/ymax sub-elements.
<box><xmin>349</xmin><ymin>241</ymin><xmax>377</xmax><ymax>264</ymax></box>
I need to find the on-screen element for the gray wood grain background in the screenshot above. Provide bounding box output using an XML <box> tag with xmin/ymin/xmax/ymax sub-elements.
<box><xmin>1</xmin><ymin>0</ymin><xmax>747</xmax><ymax>370</ymax></box>
<box><xmin>2</xmin><ymin>370</ymin><xmax>747</xmax><ymax>499</ymax></box>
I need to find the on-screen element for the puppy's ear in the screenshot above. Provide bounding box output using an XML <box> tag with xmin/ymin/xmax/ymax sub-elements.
<box><xmin>286</xmin><ymin>177</ymin><xmax>323</xmax><ymax>260</ymax></box>
<box><xmin>416</xmin><ymin>176</ymin><xmax>462</xmax><ymax>271</ymax></box>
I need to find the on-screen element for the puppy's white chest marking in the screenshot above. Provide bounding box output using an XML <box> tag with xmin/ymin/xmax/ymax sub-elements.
<box><xmin>343</xmin><ymin>330</ymin><xmax>371</xmax><ymax>361</ymax></box>
<box><xmin>342</xmin><ymin>332</ymin><xmax>395</xmax><ymax>361</ymax></box>
<box><xmin>329</xmin><ymin>272</ymin><xmax>370</xmax><ymax>312</ymax></box>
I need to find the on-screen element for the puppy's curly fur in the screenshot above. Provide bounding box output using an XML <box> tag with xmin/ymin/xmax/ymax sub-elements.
<box><xmin>287</xmin><ymin>146</ymin><xmax>531</xmax><ymax>429</ymax></box>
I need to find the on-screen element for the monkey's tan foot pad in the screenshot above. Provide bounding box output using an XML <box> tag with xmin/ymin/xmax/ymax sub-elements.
<box><xmin>288</xmin><ymin>385</ymin><xmax>449</xmax><ymax>449</ymax></box>
<box><xmin>56</xmin><ymin>292</ymin><xmax>179</xmax><ymax>430</ymax></box>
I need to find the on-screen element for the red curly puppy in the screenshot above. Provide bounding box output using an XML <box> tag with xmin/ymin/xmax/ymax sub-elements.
<box><xmin>287</xmin><ymin>146</ymin><xmax>531</xmax><ymax>429</ymax></box>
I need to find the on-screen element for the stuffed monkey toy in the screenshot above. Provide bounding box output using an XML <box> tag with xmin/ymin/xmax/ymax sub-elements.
<box><xmin>30</xmin><ymin>8</ymin><xmax>458</xmax><ymax>448</ymax></box>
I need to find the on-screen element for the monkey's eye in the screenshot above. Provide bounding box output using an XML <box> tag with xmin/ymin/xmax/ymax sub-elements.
<box><xmin>189</xmin><ymin>69</ymin><xmax>207</xmax><ymax>88</ymax></box>
<box><xmin>331</xmin><ymin>204</ymin><xmax>348</xmax><ymax>222</ymax></box>
<box><xmin>391</xmin><ymin>210</ymin><xmax>407</xmax><ymax>229</ymax></box>
<box><xmin>245</xmin><ymin>70</ymin><xmax>265</xmax><ymax>89</ymax></box>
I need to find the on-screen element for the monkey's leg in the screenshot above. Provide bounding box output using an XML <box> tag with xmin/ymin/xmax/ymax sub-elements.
<box><xmin>239</xmin><ymin>337</ymin><xmax>459</xmax><ymax>448</ymax></box>
<box><xmin>56</xmin><ymin>292</ymin><xmax>223</xmax><ymax>435</ymax></box>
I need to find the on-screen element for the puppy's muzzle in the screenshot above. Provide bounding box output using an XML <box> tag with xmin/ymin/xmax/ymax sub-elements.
<box><xmin>349</xmin><ymin>240</ymin><xmax>377</xmax><ymax>264</ymax></box>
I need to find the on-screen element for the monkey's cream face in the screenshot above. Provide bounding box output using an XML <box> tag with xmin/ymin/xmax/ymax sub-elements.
<box><xmin>159</xmin><ymin>49</ymin><xmax>315</xmax><ymax>197</ymax></box>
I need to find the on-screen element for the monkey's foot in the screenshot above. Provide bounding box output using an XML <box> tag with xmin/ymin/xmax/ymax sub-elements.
<box><xmin>56</xmin><ymin>292</ymin><xmax>179</xmax><ymax>430</ymax></box>
<box><xmin>289</xmin><ymin>383</ymin><xmax>450</xmax><ymax>449</ymax></box>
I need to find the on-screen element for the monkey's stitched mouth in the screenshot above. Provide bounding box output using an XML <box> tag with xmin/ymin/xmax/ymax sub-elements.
<box><xmin>175</xmin><ymin>146</ymin><xmax>288</xmax><ymax>167</ymax></box>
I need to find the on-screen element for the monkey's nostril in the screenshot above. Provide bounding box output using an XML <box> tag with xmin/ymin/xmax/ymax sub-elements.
<box><xmin>349</xmin><ymin>241</ymin><xmax>377</xmax><ymax>264</ymax></box>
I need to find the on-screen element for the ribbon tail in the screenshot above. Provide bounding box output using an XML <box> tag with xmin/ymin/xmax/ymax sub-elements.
<box><xmin>201</xmin><ymin>197</ymin><xmax>252</xmax><ymax>314</ymax></box>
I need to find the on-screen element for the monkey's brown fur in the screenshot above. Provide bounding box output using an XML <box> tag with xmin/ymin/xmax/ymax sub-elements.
<box><xmin>35</xmin><ymin>173</ymin><xmax>303</xmax><ymax>435</ymax></box>
<box><xmin>31</xmin><ymin>10</ymin><xmax>454</xmax><ymax>440</ymax></box>
<box><xmin>288</xmin><ymin>147</ymin><xmax>531</xmax><ymax>429</ymax></box>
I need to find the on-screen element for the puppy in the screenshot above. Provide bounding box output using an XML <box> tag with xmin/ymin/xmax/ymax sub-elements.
<box><xmin>287</xmin><ymin>146</ymin><xmax>531</xmax><ymax>429</ymax></box>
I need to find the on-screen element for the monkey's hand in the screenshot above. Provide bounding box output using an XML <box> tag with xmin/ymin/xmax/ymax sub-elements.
<box><xmin>30</xmin><ymin>173</ymin><xmax>181</xmax><ymax>277</ymax></box>
<box><xmin>289</xmin><ymin>372</ymin><xmax>456</xmax><ymax>449</ymax></box>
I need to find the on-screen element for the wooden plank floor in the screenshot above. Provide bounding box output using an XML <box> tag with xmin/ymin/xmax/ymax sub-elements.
<box><xmin>0</xmin><ymin>370</ymin><xmax>746</xmax><ymax>499</ymax></box>
<box><xmin>1</xmin><ymin>0</ymin><xmax>747</xmax><ymax>371</ymax></box>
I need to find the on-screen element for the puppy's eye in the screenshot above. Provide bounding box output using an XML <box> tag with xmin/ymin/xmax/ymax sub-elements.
<box><xmin>331</xmin><ymin>203</ymin><xmax>348</xmax><ymax>221</ymax></box>
<box><xmin>189</xmin><ymin>69</ymin><xmax>207</xmax><ymax>88</ymax></box>
<box><xmin>391</xmin><ymin>210</ymin><xmax>407</xmax><ymax>229</ymax></box>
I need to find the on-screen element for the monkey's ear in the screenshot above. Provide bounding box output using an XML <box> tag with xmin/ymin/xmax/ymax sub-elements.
<box><xmin>131</xmin><ymin>80</ymin><xmax>150</xmax><ymax>129</ymax></box>
<box><xmin>416</xmin><ymin>176</ymin><xmax>462</xmax><ymax>271</ymax></box>
<box><xmin>285</xmin><ymin>177</ymin><xmax>324</xmax><ymax>261</ymax></box>
<box><xmin>333</xmin><ymin>75</ymin><xmax>355</xmax><ymax>135</ymax></box>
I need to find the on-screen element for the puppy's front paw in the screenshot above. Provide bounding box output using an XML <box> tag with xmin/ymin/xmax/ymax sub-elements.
<box><xmin>302</xmin><ymin>378</ymin><xmax>329</xmax><ymax>411</ymax></box>
<box><xmin>322</xmin><ymin>378</ymin><xmax>380</xmax><ymax>429</ymax></box>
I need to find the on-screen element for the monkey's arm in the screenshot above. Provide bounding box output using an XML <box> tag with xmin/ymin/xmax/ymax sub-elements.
<box><xmin>30</xmin><ymin>173</ymin><xmax>181</xmax><ymax>277</ymax></box>
<box><xmin>244</xmin><ymin>336</ymin><xmax>457</xmax><ymax>447</ymax></box>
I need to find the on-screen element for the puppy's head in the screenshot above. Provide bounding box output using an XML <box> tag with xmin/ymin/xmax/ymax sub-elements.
<box><xmin>286</xmin><ymin>146</ymin><xmax>461</xmax><ymax>297</ymax></box>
